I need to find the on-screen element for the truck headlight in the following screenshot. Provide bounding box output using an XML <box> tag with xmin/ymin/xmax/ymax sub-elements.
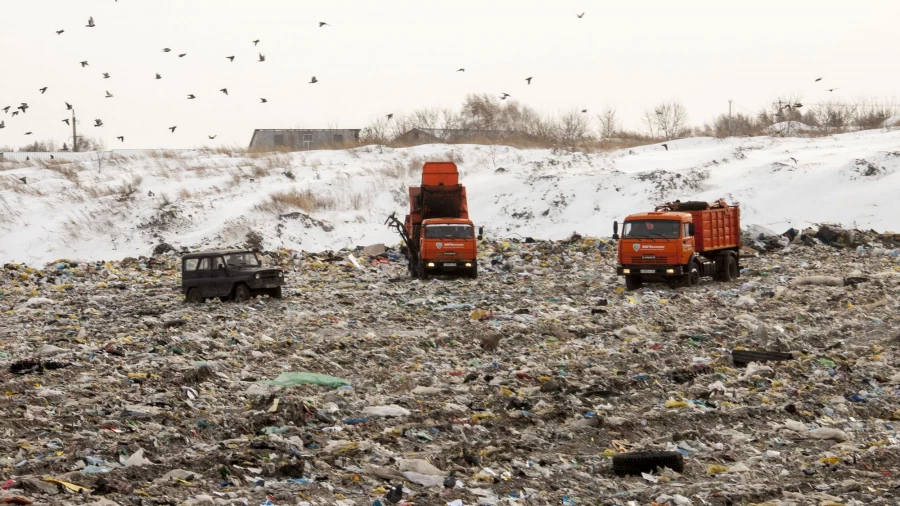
<box><xmin>623</xmin><ymin>268</ymin><xmax>631</xmax><ymax>274</ymax></box>
<box><xmin>255</xmin><ymin>274</ymin><xmax>260</xmax><ymax>280</ymax></box>
<box><xmin>278</xmin><ymin>271</ymin><xmax>283</xmax><ymax>278</ymax></box>
<box><xmin>666</xmin><ymin>269</ymin><xmax>675</xmax><ymax>274</ymax></box>
<box><xmin>465</xmin><ymin>263</ymin><xmax>472</xmax><ymax>267</ymax></box>
<box><xmin>427</xmin><ymin>262</ymin><xmax>435</xmax><ymax>268</ymax></box>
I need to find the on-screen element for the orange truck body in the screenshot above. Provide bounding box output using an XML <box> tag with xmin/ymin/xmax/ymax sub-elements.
<box><xmin>615</xmin><ymin>200</ymin><xmax>741</xmax><ymax>290</ymax></box>
<box><xmin>402</xmin><ymin>162</ymin><xmax>478</xmax><ymax>278</ymax></box>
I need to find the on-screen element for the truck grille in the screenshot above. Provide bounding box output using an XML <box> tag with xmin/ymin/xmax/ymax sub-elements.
<box><xmin>259</xmin><ymin>271</ymin><xmax>281</xmax><ymax>279</ymax></box>
<box><xmin>630</xmin><ymin>256</ymin><xmax>669</xmax><ymax>264</ymax></box>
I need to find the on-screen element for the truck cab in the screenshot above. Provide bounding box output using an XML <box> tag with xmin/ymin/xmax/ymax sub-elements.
<box><xmin>419</xmin><ymin>218</ymin><xmax>478</xmax><ymax>278</ymax></box>
<box><xmin>614</xmin><ymin>200</ymin><xmax>741</xmax><ymax>290</ymax></box>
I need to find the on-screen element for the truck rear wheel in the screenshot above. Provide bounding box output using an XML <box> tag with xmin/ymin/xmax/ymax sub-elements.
<box><xmin>467</xmin><ymin>263</ymin><xmax>478</xmax><ymax>279</ymax></box>
<box><xmin>720</xmin><ymin>254</ymin><xmax>738</xmax><ymax>282</ymax></box>
<box><xmin>625</xmin><ymin>275</ymin><xmax>643</xmax><ymax>291</ymax></box>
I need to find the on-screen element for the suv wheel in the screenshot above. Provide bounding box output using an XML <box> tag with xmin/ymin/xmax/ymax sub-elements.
<box><xmin>271</xmin><ymin>287</ymin><xmax>283</xmax><ymax>299</ymax></box>
<box><xmin>185</xmin><ymin>287</ymin><xmax>202</xmax><ymax>304</ymax></box>
<box><xmin>234</xmin><ymin>284</ymin><xmax>250</xmax><ymax>302</ymax></box>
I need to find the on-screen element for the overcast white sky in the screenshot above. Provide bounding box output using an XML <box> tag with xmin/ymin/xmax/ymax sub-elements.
<box><xmin>2</xmin><ymin>0</ymin><xmax>899</xmax><ymax>149</ymax></box>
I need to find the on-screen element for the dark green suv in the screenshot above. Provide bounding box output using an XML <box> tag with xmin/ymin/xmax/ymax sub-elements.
<box><xmin>181</xmin><ymin>250</ymin><xmax>284</xmax><ymax>303</ymax></box>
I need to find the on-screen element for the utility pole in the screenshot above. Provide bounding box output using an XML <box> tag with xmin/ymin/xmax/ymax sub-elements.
<box><xmin>728</xmin><ymin>99</ymin><xmax>732</xmax><ymax>118</ymax></box>
<box><xmin>728</xmin><ymin>99</ymin><xmax>733</xmax><ymax>136</ymax></box>
<box><xmin>71</xmin><ymin>108</ymin><xmax>78</xmax><ymax>152</ymax></box>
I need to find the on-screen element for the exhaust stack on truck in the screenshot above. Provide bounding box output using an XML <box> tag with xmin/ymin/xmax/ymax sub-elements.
<box><xmin>386</xmin><ymin>162</ymin><xmax>480</xmax><ymax>279</ymax></box>
<box><xmin>613</xmin><ymin>200</ymin><xmax>741</xmax><ymax>290</ymax></box>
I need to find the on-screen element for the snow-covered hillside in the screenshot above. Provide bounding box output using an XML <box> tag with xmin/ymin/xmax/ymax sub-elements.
<box><xmin>2</xmin><ymin>130</ymin><xmax>900</xmax><ymax>265</ymax></box>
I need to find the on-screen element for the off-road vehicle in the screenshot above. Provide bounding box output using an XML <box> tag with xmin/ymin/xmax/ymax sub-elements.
<box><xmin>181</xmin><ymin>250</ymin><xmax>284</xmax><ymax>303</ymax></box>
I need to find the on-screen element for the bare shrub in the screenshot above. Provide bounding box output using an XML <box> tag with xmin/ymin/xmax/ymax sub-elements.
<box><xmin>643</xmin><ymin>101</ymin><xmax>690</xmax><ymax>140</ymax></box>
<box><xmin>597</xmin><ymin>107</ymin><xmax>620</xmax><ymax>139</ymax></box>
<box><xmin>254</xmin><ymin>189</ymin><xmax>337</xmax><ymax>214</ymax></box>
<box><xmin>177</xmin><ymin>188</ymin><xmax>193</xmax><ymax>200</ymax></box>
<box><xmin>245</xmin><ymin>230</ymin><xmax>264</xmax><ymax>251</ymax></box>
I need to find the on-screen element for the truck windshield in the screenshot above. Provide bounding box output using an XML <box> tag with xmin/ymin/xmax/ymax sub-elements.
<box><xmin>623</xmin><ymin>220</ymin><xmax>681</xmax><ymax>239</ymax></box>
<box><xmin>224</xmin><ymin>252</ymin><xmax>260</xmax><ymax>267</ymax></box>
<box><xmin>424</xmin><ymin>224</ymin><xmax>474</xmax><ymax>239</ymax></box>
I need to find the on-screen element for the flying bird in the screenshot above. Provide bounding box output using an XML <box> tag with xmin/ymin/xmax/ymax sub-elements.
<box><xmin>105</xmin><ymin>90</ymin><xmax>113</xmax><ymax>98</ymax></box>
<box><xmin>226</xmin><ymin>56</ymin><xmax>235</xmax><ymax>61</ymax></box>
<box><xmin>39</xmin><ymin>87</ymin><xmax>48</xmax><ymax>94</ymax></box>
<box><xmin>163</xmin><ymin>48</ymin><xmax>171</xmax><ymax>52</ymax></box>
<box><xmin>662</xmin><ymin>143</ymin><xmax>668</xmax><ymax>151</ymax></box>
<box><xmin>258</xmin><ymin>53</ymin><xmax>265</xmax><ymax>62</ymax></box>
<box><xmin>500</xmin><ymin>93</ymin><xmax>510</xmax><ymax>100</ymax></box>
<box><xmin>790</xmin><ymin>157</ymin><xmax>798</xmax><ymax>163</ymax></box>
<box><xmin>319</xmin><ymin>22</ymin><xmax>329</xmax><ymax>27</ymax></box>
<box><xmin>56</xmin><ymin>30</ymin><xmax>65</xmax><ymax>35</ymax></box>
<box><xmin>117</xmin><ymin>136</ymin><xmax>124</xmax><ymax>142</ymax></box>
<box><xmin>0</xmin><ymin>121</ymin><xmax>4</xmax><ymax>129</ymax></box>
<box><xmin>815</xmin><ymin>77</ymin><xmax>822</xmax><ymax>82</ymax></box>
<box><xmin>103</xmin><ymin>73</ymin><xmax>110</xmax><ymax>78</ymax></box>
<box><xmin>525</xmin><ymin>77</ymin><xmax>532</xmax><ymax>84</ymax></box>
<box><xmin>178</xmin><ymin>53</ymin><xmax>187</xmax><ymax>57</ymax></box>
<box><xmin>17</xmin><ymin>103</ymin><xmax>28</xmax><ymax>113</ymax></box>
<box><xmin>155</xmin><ymin>73</ymin><xmax>162</xmax><ymax>79</ymax></box>
<box><xmin>577</xmin><ymin>12</ymin><xmax>585</xmax><ymax>18</ymax></box>
<box><xmin>208</xmin><ymin>135</ymin><xmax>217</xmax><ymax>139</ymax></box>
<box><xmin>66</xmin><ymin>102</ymin><xmax>72</xmax><ymax>110</ymax></box>
<box><xmin>2</xmin><ymin>106</ymin><xmax>9</xmax><ymax>113</ymax></box>
<box><xmin>62</xmin><ymin>119</ymin><xmax>70</xmax><ymax>125</ymax></box>
<box><xmin>24</xmin><ymin>132</ymin><xmax>32</xmax><ymax>135</ymax></box>
<box><xmin>387</xmin><ymin>113</ymin><xmax>393</xmax><ymax>120</ymax></box>
<box><xmin>827</xmin><ymin>88</ymin><xmax>838</xmax><ymax>92</ymax></box>
<box><xmin>252</xmin><ymin>39</ymin><xmax>260</xmax><ymax>45</ymax></box>
<box><xmin>94</xmin><ymin>118</ymin><xmax>103</xmax><ymax>127</ymax></box>
<box><xmin>11</xmin><ymin>111</ymin><xmax>19</xmax><ymax>117</ymax></box>
<box><xmin>794</xmin><ymin>102</ymin><xmax>803</xmax><ymax>108</ymax></box>
<box><xmin>80</xmin><ymin>61</ymin><xmax>89</xmax><ymax>67</ymax></box>
<box><xmin>220</xmin><ymin>88</ymin><xmax>228</xmax><ymax>95</ymax></box>
<box><xmin>86</xmin><ymin>16</ymin><xmax>95</xmax><ymax>28</ymax></box>
<box><xmin>385</xmin><ymin>484</ymin><xmax>403</xmax><ymax>504</ymax></box>
<box><xmin>260</xmin><ymin>98</ymin><xmax>267</xmax><ymax>103</ymax></box>
<box><xmin>457</xmin><ymin>68</ymin><xmax>465</xmax><ymax>72</ymax></box>
<box><xmin>19</xmin><ymin>177</ymin><xmax>26</xmax><ymax>184</ymax></box>
<box><xmin>169</xmin><ymin>126</ymin><xmax>177</xmax><ymax>133</ymax></box>
<box><xmin>581</xmin><ymin>109</ymin><xmax>587</xmax><ymax>113</ymax></box>
<box><xmin>309</xmin><ymin>76</ymin><xmax>318</xmax><ymax>84</ymax></box>
<box><xmin>187</xmin><ymin>94</ymin><xmax>196</xmax><ymax>99</ymax></box>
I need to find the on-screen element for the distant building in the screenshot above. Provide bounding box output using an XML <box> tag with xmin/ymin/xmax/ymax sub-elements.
<box><xmin>394</xmin><ymin>128</ymin><xmax>514</xmax><ymax>145</ymax></box>
<box><xmin>249</xmin><ymin>129</ymin><xmax>361</xmax><ymax>150</ymax></box>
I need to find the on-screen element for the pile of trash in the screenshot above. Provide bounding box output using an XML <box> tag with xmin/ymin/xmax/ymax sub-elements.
<box><xmin>1</xmin><ymin>233</ymin><xmax>900</xmax><ymax>506</ymax></box>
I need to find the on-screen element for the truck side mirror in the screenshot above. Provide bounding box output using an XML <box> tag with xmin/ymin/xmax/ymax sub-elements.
<box><xmin>688</xmin><ymin>223</ymin><xmax>695</xmax><ymax>236</ymax></box>
<box><xmin>612</xmin><ymin>221</ymin><xmax>619</xmax><ymax>240</ymax></box>
<box><xmin>478</xmin><ymin>226</ymin><xmax>484</xmax><ymax>241</ymax></box>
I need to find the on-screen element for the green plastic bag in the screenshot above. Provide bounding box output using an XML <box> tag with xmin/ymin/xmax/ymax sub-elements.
<box><xmin>259</xmin><ymin>372</ymin><xmax>350</xmax><ymax>388</ymax></box>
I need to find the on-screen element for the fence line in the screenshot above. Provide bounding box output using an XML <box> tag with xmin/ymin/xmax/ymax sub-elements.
<box><xmin>0</xmin><ymin>149</ymin><xmax>197</xmax><ymax>163</ymax></box>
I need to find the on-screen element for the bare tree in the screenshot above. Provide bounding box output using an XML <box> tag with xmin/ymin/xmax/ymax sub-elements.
<box><xmin>556</xmin><ymin>109</ymin><xmax>592</xmax><ymax>148</ymax></box>
<box><xmin>597</xmin><ymin>107</ymin><xmax>619</xmax><ymax>139</ymax></box>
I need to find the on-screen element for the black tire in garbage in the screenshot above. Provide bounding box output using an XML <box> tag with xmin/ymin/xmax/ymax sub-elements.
<box><xmin>731</xmin><ymin>349</ymin><xmax>793</xmax><ymax>367</ymax></box>
<box><xmin>612</xmin><ymin>451</ymin><xmax>685</xmax><ymax>476</ymax></box>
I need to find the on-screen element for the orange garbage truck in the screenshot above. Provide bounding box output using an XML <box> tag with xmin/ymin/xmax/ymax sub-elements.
<box><xmin>386</xmin><ymin>161</ymin><xmax>480</xmax><ymax>279</ymax></box>
<box><xmin>613</xmin><ymin>200</ymin><xmax>741</xmax><ymax>290</ymax></box>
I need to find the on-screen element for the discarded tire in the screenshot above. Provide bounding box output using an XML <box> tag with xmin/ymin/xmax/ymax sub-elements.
<box><xmin>732</xmin><ymin>349</ymin><xmax>793</xmax><ymax>367</ymax></box>
<box><xmin>612</xmin><ymin>451</ymin><xmax>684</xmax><ymax>476</ymax></box>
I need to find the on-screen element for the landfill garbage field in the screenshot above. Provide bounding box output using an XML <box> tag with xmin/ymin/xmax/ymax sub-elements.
<box><xmin>2</xmin><ymin>229</ymin><xmax>900</xmax><ymax>506</ymax></box>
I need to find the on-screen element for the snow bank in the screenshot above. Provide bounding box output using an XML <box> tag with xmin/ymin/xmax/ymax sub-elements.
<box><xmin>2</xmin><ymin>129</ymin><xmax>900</xmax><ymax>265</ymax></box>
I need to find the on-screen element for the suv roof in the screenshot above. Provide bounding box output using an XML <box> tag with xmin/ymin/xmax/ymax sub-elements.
<box><xmin>182</xmin><ymin>249</ymin><xmax>254</xmax><ymax>260</ymax></box>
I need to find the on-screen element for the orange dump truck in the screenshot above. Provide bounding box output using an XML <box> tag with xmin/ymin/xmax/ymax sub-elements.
<box><xmin>386</xmin><ymin>162</ymin><xmax>480</xmax><ymax>279</ymax></box>
<box><xmin>613</xmin><ymin>200</ymin><xmax>741</xmax><ymax>290</ymax></box>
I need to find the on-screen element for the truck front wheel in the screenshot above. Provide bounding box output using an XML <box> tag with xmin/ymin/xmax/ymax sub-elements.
<box><xmin>683</xmin><ymin>261</ymin><xmax>701</xmax><ymax>287</ymax></box>
<box><xmin>467</xmin><ymin>263</ymin><xmax>478</xmax><ymax>279</ymax></box>
<box><xmin>625</xmin><ymin>275</ymin><xmax>643</xmax><ymax>291</ymax></box>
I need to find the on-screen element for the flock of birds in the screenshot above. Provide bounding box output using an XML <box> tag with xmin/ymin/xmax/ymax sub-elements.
<box><xmin>0</xmin><ymin>8</ymin><xmax>342</xmax><ymax>147</ymax></box>
<box><xmin>0</xmin><ymin>8</ymin><xmax>597</xmax><ymax>149</ymax></box>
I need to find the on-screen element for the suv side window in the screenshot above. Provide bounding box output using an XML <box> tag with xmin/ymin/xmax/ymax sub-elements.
<box><xmin>185</xmin><ymin>258</ymin><xmax>199</xmax><ymax>271</ymax></box>
<box><xmin>197</xmin><ymin>258</ymin><xmax>211</xmax><ymax>271</ymax></box>
<box><xmin>214</xmin><ymin>257</ymin><xmax>226</xmax><ymax>270</ymax></box>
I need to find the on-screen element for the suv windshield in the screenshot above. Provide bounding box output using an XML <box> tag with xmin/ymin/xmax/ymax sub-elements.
<box><xmin>623</xmin><ymin>220</ymin><xmax>681</xmax><ymax>239</ymax></box>
<box><xmin>224</xmin><ymin>252</ymin><xmax>260</xmax><ymax>268</ymax></box>
<box><xmin>424</xmin><ymin>224</ymin><xmax>474</xmax><ymax>239</ymax></box>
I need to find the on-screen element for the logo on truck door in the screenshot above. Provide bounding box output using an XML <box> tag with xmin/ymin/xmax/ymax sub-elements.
<box><xmin>436</xmin><ymin>243</ymin><xmax>443</xmax><ymax>249</ymax></box>
<box><xmin>633</xmin><ymin>244</ymin><xmax>641</xmax><ymax>251</ymax></box>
